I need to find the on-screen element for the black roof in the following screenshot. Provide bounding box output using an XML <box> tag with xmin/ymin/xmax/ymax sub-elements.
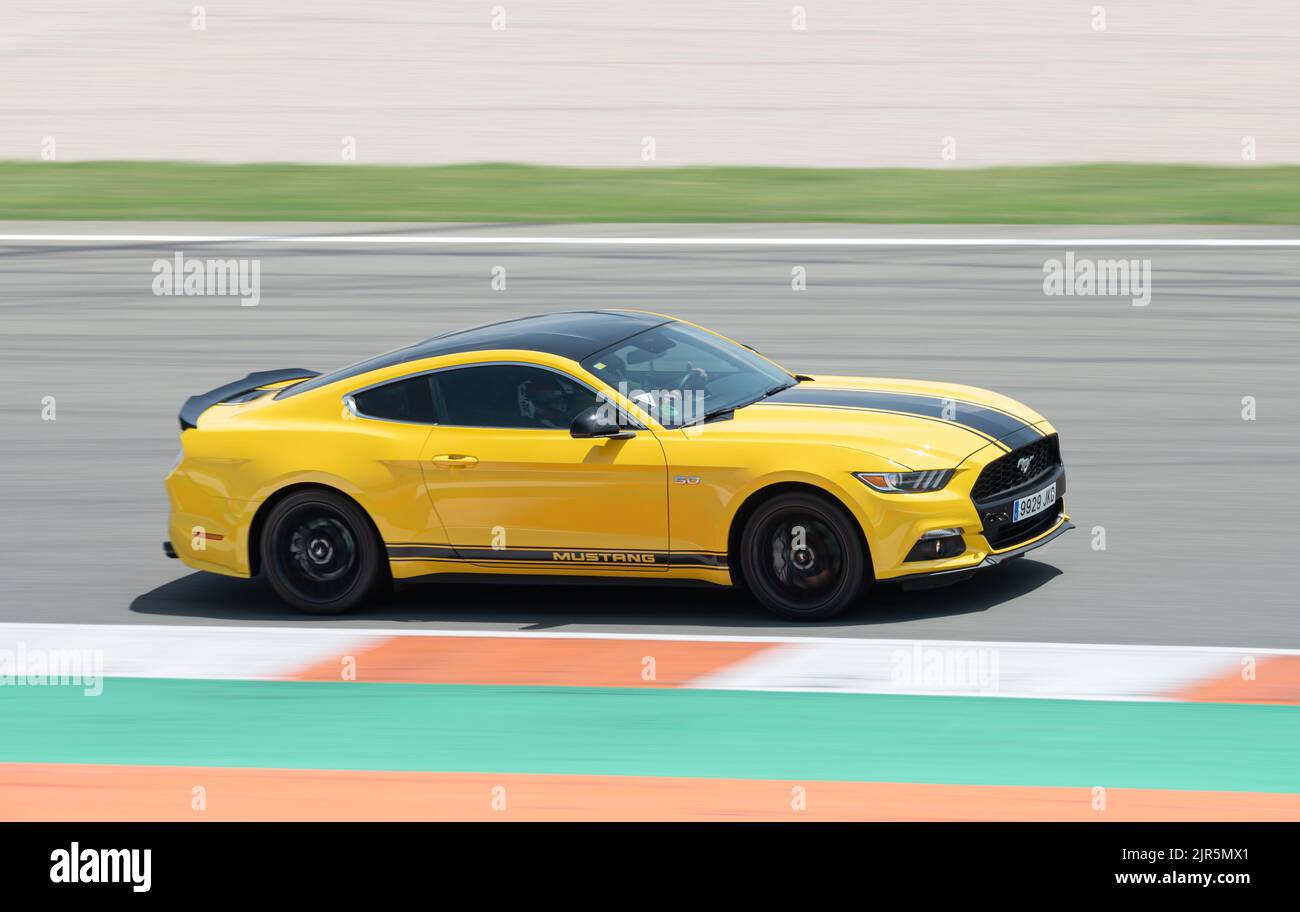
<box><xmin>279</xmin><ymin>310</ymin><xmax>671</xmax><ymax>399</ymax></box>
<box><xmin>416</xmin><ymin>310</ymin><xmax>669</xmax><ymax>361</ymax></box>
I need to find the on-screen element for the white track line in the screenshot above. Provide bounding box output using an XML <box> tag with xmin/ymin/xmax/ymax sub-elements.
<box><xmin>692</xmin><ymin>640</ymin><xmax>1241</xmax><ymax>702</ymax></box>
<box><xmin>1</xmin><ymin>234</ymin><xmax>1299</xmax><ymax>247</ymax></box>
<box><xmin>0</xmin><ymin>624</ymin><xmax>378</xmax><ymax>681</ymax></box>
<box><xmin>1</xmin><ymin>623</ymin><xmax>1286</xmax><ymax>699</ymax></box>
<box><xmin>2</xmin><ymin>621</ymin><xmax>1297</xmax><ymax>655</ymax></box>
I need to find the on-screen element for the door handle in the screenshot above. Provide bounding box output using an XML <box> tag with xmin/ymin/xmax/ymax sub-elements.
<box><xmin>432</xmin><ymin>454</ymin><xmax>479</xmax><ymax>467</ymax></box>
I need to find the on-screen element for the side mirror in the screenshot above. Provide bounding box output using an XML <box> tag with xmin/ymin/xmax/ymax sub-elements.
<box><xmin>570</xmin><ymin>405</ymin><xmax>636</xmax><ymax>440</ymax></box>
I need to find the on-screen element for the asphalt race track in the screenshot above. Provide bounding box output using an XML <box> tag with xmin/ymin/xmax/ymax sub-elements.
<box><xmin>2</xmin><ymin>223</ymin><xmax>1297</xmax><ymax>646</ymax></box>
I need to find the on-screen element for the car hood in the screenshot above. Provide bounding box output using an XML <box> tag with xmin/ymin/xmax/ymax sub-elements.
<box><xmin>682</xmin><ymin>375</ymin><xmax>1049</xmax><ymax>470</ymax></box>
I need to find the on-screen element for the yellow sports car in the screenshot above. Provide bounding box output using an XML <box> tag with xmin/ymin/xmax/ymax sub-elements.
<box><xmin>164</xmin><ymin>311</ymin><xmax>1071</xmax><ymax>620</ymax></box>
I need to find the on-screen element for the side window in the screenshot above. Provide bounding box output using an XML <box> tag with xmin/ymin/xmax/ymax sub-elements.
<box><xmin>433</xmin><ymin>365</ymin><xmax>599</xmax><ymax>429</ymax></box>
<box><xmin>351</xmin><ymin>374</ymin><xmax>437</xmax><ymax>423</ymax></box>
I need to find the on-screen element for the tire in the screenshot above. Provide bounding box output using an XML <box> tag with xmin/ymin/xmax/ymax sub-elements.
<box><xmin>259</xmin><ymin>489</ymin><xmax>388</xmax><ymax>615</ymax></box>
<box><xmin>739</xmin><ymin>491</ymin><xmax>868</xmax><ymax>622</ymax></box>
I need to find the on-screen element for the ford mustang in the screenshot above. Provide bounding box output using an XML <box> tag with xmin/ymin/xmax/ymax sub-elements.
<box><xmin>164</xmin><ymin>311</ymin><xmax>1072</xmax><ymax>620</ymax></box>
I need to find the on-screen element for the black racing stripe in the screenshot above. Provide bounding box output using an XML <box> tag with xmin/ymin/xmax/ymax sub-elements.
<box><xmin>463</xmin><ymin>563</ymin><xmax>665</xmax><ymax>572</ymax></box>
<box><xmin>997</xmin><ymin>423</ymin><xmax>1046</xmax><ymax>452</ymax></box>
<box><xmin>386</xmin><ymin>544</ymin><xmax>727</xmax><ymax>569</ymax></box>
<box><xmin>766</xmin><ymin>387</ymin><xmax>1041</xmax><ymax>444</ymax></box>
<box><xmin>387</xmin><ymin>545</ymin><xmax>457</xmax><ymax>559</ymax></box>
<box><xmin>389</xmin><ymin>557</ymin><xmax>465</xmax><ymax>564</ymax></box>
<box><xmin>665</xmin><ymin>553</ymin><xmax>729</xmax><ymax>568</ymax></box>
<box><xmin>467</xmin><ymin>559</ymin><xmax>729</xmax><ymax>569</ymax></box>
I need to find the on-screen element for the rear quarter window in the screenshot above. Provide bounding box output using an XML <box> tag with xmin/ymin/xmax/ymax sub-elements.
<box><xmin>351</xmin><ymin>374</ymin><xmax>437</xmax><ymax>423</ymax></box>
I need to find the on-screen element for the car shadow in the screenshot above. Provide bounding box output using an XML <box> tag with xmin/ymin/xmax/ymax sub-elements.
<box><xmin>128</xmin><ymin>559</ymin><xmax>1063</xmax><ymax>631</ymax></box>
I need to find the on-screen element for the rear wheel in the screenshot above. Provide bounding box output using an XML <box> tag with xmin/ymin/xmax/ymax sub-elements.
<box><xmin>260</xmin><ymin>489</ymin><xmax>387</xmax><ymax>615</ymax></box>
<box><xmin>739</xmin><ymin>492</ymin><xmax>868</xmax><ymax>621</ymax></box>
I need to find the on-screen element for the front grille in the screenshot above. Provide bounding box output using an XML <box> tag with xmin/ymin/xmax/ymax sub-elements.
<box><xmin>985</xmin><ymin>498</ymin><xmax>1063</xmax><ymax>549</ymax></box>
<box><xmin>970</xmin><ymin>434</ymin><xmax>1061</xmax><ymax>502</ymax></box>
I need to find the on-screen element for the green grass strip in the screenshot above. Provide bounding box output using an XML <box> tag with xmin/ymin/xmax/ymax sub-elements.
<box><xmin>1</xmin><ymin>161</ymin><xmax>1298</xmax><ymax>223</ymax></box>
<box><xmin>1</xmin><ymin>678</ymin><xmax>1297</xmax><ymax>792</ymax></box>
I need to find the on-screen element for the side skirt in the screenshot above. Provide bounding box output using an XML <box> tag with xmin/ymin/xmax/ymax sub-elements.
<box><xmin>395</xmin><ymin>572</ymin><xmax>732</xmax><ymax>590</ymax></box>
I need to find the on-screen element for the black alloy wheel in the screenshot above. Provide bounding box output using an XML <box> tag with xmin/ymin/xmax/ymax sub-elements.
<box><xmin>261</xmin><ymin>489</ymin><xmax>388</xmax><ymax>615</ymax></box>
<box><xmin>739</xmin><ymin>492</ymin><xmax>868</xmax><ymax>621</ymax></box>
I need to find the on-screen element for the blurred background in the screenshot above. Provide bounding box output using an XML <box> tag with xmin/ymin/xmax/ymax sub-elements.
<box><xmin>3</xmin><ymin>0</ymin><xmax>1299</xmax><ymax>167</ymax></box>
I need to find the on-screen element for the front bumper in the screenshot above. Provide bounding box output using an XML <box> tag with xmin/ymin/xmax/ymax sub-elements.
<box><xmin>899</xmin><ymin>517</ymin><xmax>1074</xmax><ymax>589</ymax></box>
<box><xmin>850</xmin><ymin>446</ymin><xmax>1069</xmax><ymax>582</ymax></box>
<box><xmin>973</xmin><ymin>463</ymin><xmax>1066</xmax><ymax>550</ymax></box>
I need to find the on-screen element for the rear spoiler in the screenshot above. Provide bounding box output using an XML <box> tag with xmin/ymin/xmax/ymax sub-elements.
<box><xmin>179</xmin><ymin>368</ymin><xmax>319</xmax><ymax>430</ymax></box>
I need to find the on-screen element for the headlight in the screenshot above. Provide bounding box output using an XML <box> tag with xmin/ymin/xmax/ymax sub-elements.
<box><xmin>853</xmin><ymin>470</ymin><xmax>953</xmax><ymax>493</ymax></box>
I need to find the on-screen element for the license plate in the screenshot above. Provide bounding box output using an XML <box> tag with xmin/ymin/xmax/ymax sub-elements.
<box><xmin>1011</xmin><ymin>481</ymin><xmax>1057</xmax><ymax>522</ymax></box>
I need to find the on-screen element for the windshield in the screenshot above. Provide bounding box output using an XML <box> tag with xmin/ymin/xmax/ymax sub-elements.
<box><xmin>580</xmin><ymin>322</ymin><xmax>795</xmax><ymax>428</ymax></box>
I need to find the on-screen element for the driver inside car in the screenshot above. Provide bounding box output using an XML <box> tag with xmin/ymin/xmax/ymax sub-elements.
<box><xmin>516</xmin><ymin>374</ymin><xmax>572</xmax><ymax>428</ymax></box>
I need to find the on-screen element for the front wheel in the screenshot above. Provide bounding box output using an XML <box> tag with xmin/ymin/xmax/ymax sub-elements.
<box><xmin>260</xmin><ymin>489</ymin><xmax>388</xmax><ymax>615</ymax></box>
<box><xmin>739</xmin><ymin>492</ymin><xmax>868</xmax><ymax>622</ymax></box>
